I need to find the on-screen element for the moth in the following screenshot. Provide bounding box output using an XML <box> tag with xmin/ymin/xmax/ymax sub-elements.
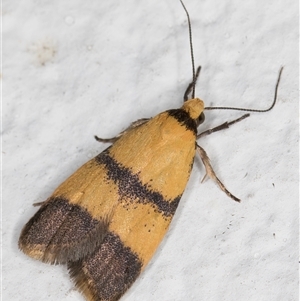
<box><xmin>18</xmin><ymin>1</ymin><xmax>283</xmax><ymax>300</ymax></box>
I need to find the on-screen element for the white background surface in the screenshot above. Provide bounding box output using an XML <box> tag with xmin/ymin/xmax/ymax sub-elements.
<box><xmin>3</xmin><ymin>0</ymin><xmax>298</xmax><ymax>300</ymax></box>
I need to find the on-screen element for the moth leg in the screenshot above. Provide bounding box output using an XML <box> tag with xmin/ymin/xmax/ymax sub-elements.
<box><xmin>33</xmin><ymin>201</ymin><xmax>46</xmax><ymax>207</ymax></box>
<box><xmin>33</xmin><ymin>196</ymin><xmax>53</xmax><ymax>207</ymax></box>
<box><xmin>94</xmin><ymin>136</ymin><xmax>119</xmax><ymax>143</ymax></box>
<box><xmin>95</xmin><ymin>118</ymin><xmax>150</xmax><ymax>143</ymax></box>
<box><xmin>197</xmin><ymin>113</ymin><xmax>250</xmax><ymax>139</ymax></box>
<box><xmin>184</xmin><ymin>65</ymin><xmax>201</xmax><ymax>102</ymax></box>
<box><xmin>197</xmin><ymin>144</ymin><xmax>240</xmax><ymax>202</ymax></box>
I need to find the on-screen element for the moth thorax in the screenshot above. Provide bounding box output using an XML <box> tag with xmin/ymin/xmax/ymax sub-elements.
<box><xmin>181</xmin><ymin>98</ymin><xmax>204</xmax><ymax>119</ymax></box>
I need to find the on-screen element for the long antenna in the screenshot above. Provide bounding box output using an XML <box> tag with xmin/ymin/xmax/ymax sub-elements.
<box><xmin>205</xmin><ymin>67</ymin><xmax>284</xmax><ymax>112</ymax></box>
<box><xmin>180</xmin><ymin>0</ymin><xmax>196</xmax><ymax>99</ymax></box>
<box><xmin>179</xmin><ymin>0</ymin><xmax>283</xmax><ymax>113</ymax></box>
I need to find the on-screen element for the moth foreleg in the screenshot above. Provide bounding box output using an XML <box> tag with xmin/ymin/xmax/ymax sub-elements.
<box><xmin>184</xmin><ymin>65</ymin><xmax>201</xmax><ymax>102</ymax></box>
<box><xmin>197</xmin><ymin>113</ymin><xmax>250</xmax><ymax>139</ymax></box>
<box><xmin>197</xmin><ymin>144</ymin><xmax>240</xmax><ymax>202</ymax></box>
<box><xmin>95</xmin><ymin>118</ymin><xmax>150</xmax><ymax>143</ymax></box>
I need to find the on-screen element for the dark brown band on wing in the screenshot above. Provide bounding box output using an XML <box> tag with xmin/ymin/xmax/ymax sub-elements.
<box><xmin>18</xmin><ymin>197</ymin><xmax>109</xmax><ymax>264</ymax></box>
<box><xmin>167</xmin><ymin>109</ymin><xmax>197</xmax><ymax>135</ymax></box>
<box><xmin>95</xmin><ymin>150</ymin><xmax>181</xmax><ymax>218</ymax></box>
<box><xmin>68</xmin><ymin>231</ymin><xmax>142</xmax><ymax>301</ymax></box>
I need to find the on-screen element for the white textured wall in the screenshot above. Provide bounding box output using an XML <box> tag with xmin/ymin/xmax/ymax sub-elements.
<box><xmin>3</xmin><ymin>0</ymin><xmax>298</xmax><ymax>300</ymax></box>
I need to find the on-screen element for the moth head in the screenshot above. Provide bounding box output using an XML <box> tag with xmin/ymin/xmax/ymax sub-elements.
<box><xmin>181</xmin><ymin>98</ymin><xmax>205</xmax><ymax>127</ymax></box>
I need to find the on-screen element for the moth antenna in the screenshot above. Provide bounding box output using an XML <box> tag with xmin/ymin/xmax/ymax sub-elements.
<box><xmin>180</xmin><ymin>0</ymin><xmax>196</xmax><ymax>99</ymax></box>
<box><xmin>205</xmin><ymin>66</ymin><xmax>284</xmax><ymax>112</ymax></box>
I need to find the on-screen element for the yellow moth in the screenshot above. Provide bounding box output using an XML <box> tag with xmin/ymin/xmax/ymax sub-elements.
<box><xmin>18</xmin><ymin>1</ymin><xmax>283</xmax><ymax>300</ymax></box>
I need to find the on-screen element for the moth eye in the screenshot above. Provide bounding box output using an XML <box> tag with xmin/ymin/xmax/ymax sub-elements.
<box><xmin>197</xmin><ymin>112</ymin><xmax>205</xmax><ymax>126</ymax></box>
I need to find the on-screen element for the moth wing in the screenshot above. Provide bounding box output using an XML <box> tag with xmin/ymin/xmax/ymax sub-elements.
<box><xmin>68</xmin><ymin>231</ymin><xmax>142</xmax><ymax>301</ymax></box>
<box><xmin>18</xmin><ymin>153</ymin><xmax>120</xmax><ymax>264</ymax></box>
<box><xmin>68</xmin><ymin>111</ymin><xmax>197</xmax><ymax>300</ymax></box>
<box><xmin>68</xmin><ymin>198</ymin><xmax>179</xmax><ymax>301</ymax></box>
